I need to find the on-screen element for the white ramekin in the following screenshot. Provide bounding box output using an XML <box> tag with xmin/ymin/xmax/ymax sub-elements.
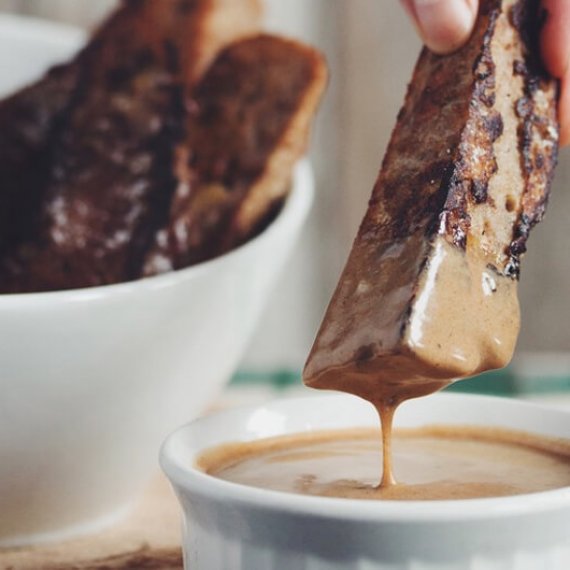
<box><xmin>161</xmin><ymin>393</ymin><xmax>570</xmax><ymax>570</ymax></box>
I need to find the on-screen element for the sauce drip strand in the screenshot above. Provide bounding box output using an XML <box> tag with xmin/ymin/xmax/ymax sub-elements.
<box><xmin>304</xmin><ymin>240</ymin><xmax>520</xmax><ymax>487</ymax></box>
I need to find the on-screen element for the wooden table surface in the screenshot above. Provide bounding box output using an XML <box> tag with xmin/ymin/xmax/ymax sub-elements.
<box><xmin>0</xmin><ymin>476</ymin><xmax>183</xmax><ymax>570</ymax></box>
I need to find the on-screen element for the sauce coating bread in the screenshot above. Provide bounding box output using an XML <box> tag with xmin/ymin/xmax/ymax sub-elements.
<box><xmin>304</xmin><ymin>0</ymin><xmax>559</xmax><ymax>402</ymax></box>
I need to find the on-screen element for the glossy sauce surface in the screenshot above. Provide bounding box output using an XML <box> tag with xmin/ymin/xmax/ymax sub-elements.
<box><xmin>199</xmin><ymin>426</ymin><xmax>570</xmax><ymax>501</ymax></box>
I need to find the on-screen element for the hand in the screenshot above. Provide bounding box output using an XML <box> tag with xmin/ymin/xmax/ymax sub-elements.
<box><xmin>400</xmin><ymin>0</ymin><xmax>570</xmax><ymax>145</ymax></box>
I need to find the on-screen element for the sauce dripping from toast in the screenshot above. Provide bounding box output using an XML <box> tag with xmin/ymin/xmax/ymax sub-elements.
<box><xmin>303</xmin><ymin>0</ymin><xmax>556</xmax><ymax>488</ymax></box>
<box><xmin>305</xmin><ymin>239</ymin><xmax>520</xmax><ymax>487</ymax></box>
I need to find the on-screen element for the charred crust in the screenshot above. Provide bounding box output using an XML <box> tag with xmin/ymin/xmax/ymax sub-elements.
<box><xmin>513</xmin><ymin>59</ymin><xmax>527</xmax><ymax>76</ymax></box>
<box><xmin>515</xmin><ymin>96</ymin><xmax>532</xmax><ymax>118</ymax></box>
<box><xmin>348</xmin><ymin>0</ymin><xmax>557</xmax><ymax>290</ymax></box>
<box><xmin>505</xmin><ymin>213</ymin><xmax>531</xmax><ymax>277</ymax></box>
<box><xmin>439</xmin><ymin>179</ymin><xmax>471</xmax><ymax>248</ymax></box>
<box><xmin>507</xmin><ymin>0</ymin><xmax>559</xmax><ymax>279</ymax></box>
<box><xmin>440</xmin><ymin>4</ymin><xmax>501</xmax><ymax>246</ymax></box>
<box><xmin>485</xmin><ymin>112</ymin><xmax>504</xmax><ymax>141</ymax></box>
<box><xmin>438</xmin><ymin>0</ymin><xmax>558</xmax><ymax>277</ymax></box>
<box><xmin>441</xmin><ymin>172</ymin><xmax>471</xmax><ymax>249</ymax></box>
<box><xmin>472</xmin><ymin>52</ymin><xmax>496</xmax><ymax>107</ymax></box>
<box><xmin>471</xmin><ymin>179</ymin><xmax>489</xmax><ymax>204</ymax></box>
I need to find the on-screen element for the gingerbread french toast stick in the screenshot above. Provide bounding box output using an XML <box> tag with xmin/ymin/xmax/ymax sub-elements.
<box><xmin>0</xmin><ymin>0</ymin><xmax>262</xmax><ymax>292</ymax></box>
<box><xmin>0</xmin><ymin>0</ymin><xmax>184</xmax><ymax>260</ymax></box>
<box><xmin>304</xmin><ymin>0</ymin><xmax>558</xmax><ymax>403</ymax></box>
<box><xmin>144</xmin><ymin>35</ymin><xmax>328</xmax><ymax>273</ymax></box>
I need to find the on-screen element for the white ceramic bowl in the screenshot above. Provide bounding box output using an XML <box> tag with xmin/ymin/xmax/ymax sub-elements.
<box><xmin>161</xmin><ymin>393</ymin><xmax>570</xmax><ymax>570</ymax></box>
<box><xmin>0</xmin><ymin>15</ymin><xmax>314</xmax><ymax>546</ymax></box>
<box><xmin>0</xmin><ymin>14</ymin><xmax>84</xmax><ymax>98</ymax></box>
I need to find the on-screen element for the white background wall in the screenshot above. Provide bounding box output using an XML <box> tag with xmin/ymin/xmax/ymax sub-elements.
<box><xmin>1</xmin><ymin>0</ymin><xmax>568</xmax><ymax>371</ymax></box>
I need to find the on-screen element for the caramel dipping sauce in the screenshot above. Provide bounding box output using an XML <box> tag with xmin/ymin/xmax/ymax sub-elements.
<box><xmin>198</xmin><ymin>426</ymin><xmax>570</xmax><ymax>501</ymax></box>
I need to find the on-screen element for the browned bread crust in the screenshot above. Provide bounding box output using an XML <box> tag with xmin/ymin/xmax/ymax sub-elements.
<box><xmin>0</xmin><ymin>0</ymin><xmax>262</xmax><ymax>292</ymax></box>
<box><xmin>357</xmin><ymin>0</ymin><xmax>557</xmax><ymax>279</ymax></box>
<box><xmin>304</xmin><ymin>0</ymin><xmax>558</xmax><ymax>390</ymax></box>
<box><xmin>144</xmin><ymin>34</ymin><xmax>328</xmax><ymax>273</ymax></box>
<box><xmin>0</xmin><ymin>0</ymin><xmax>167</xmax><ymax>260</ymax></box>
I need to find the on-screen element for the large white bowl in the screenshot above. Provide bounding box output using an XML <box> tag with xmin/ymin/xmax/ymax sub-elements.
<box><xmin>0</xmin><ymin>14</ymin><xmax>314</xmax><ymax>546</ymax></box>
<box><xmin>161</xmin><ymin>393</ymin><xmax>570</xmax><ymax>570</ymax></box>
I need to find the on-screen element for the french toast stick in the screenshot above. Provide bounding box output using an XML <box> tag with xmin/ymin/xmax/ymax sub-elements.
<box><xmin>304</xmin><ymin>0</ymin><xmax>558</xmax><ymax>404</ymax></box>
<box><xmin>144</xmin><ymin>35</ymin><xmax>328</xmax><ymax>274</ymax></box>
<box><xmin>0</xmin><ymin>0</ymin><xmax>164</xmax><ymax>261</ymax></box>
<box><xmin>0</xmin><ymin>0</ymin><xmax>262</xmax><ymax>292</ymax></box>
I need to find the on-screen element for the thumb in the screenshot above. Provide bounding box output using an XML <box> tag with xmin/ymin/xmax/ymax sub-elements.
<box><xmin>401</xmin><ymin>0</ymin><xmax>479</xmax><ymax>54</ymax></box>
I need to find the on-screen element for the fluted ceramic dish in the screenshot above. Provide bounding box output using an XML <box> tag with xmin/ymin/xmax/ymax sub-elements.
<box><xmin>161</xmin><ymin>393</ymin><xmax>570</xmax><ymax>570</ymax></box>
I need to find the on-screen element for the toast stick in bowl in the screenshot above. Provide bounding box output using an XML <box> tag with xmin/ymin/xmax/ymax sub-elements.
<box><xmin>0</xmin><ymin>0</ymin><xmax>263</xmax><ymax>292</ymax></box>
<box><xmin>143</xmin><ymin>34</ymin><xmax>328</xmax><ymax>273</ymax></box>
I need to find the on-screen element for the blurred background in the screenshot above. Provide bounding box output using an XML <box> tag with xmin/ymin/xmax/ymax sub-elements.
<box><xmin>0</xmin><ymin>0</ymin><xmax>568</xmax><ymax>402</ymax></box>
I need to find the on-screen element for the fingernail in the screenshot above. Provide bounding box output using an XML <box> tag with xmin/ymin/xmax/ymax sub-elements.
<box><xmin>414</xmin><ymin>0</ymin><xmax>477</xmax><ymax>54</ymax></box>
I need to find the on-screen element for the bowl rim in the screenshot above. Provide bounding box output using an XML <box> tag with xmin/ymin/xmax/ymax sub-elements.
<box><xmin>0</xmin><ymin>160</ymin><xmax>314</xmax><ymax>305</ymax></box>
<box><xmin>0</xmin><ymin>13</ymin><xmax>314</xmax><ymax>305</ymax></box>
<box><xmin>160</xmin><ymin>392</ymin><xmax>570</xmax><ymax>522</ymax></box>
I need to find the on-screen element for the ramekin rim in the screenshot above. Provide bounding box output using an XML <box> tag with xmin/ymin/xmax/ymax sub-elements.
<box><xmin>160</xmin><ymin>392</ymin><xmax>570</xmax><ymax>522</ymax></box>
